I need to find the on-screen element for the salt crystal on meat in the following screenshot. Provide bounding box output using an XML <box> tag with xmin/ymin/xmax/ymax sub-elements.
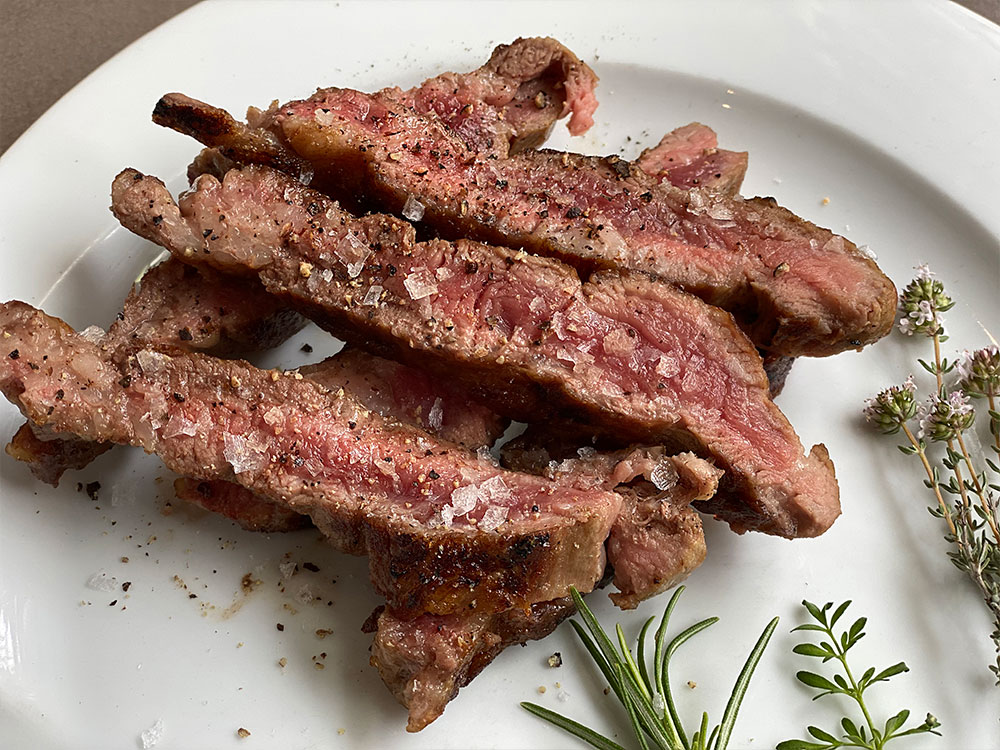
<box><xmin>223</xmin><ymin>433</ymin><xmax>267</xmax><ymax>474</ymax></box>
<box><xmin>650</xmin><ymin>459</ymin><xmax>679</xmax><ymax>491</ymax></box>
<box><xmin>135</xmin><ymin>350</ymin><xmax>171</xmax><ymax>374</ymax></box>
<box><xmin>402</xmin><ymin>195</ymin><xmax>425</xmax><ymax>222</ymax></box>
<box><xmin>450</xmin><ymin>485</ymin><xmax>480</xmax><ymax>516</ymax></box>
<box><xmin>162</xmin><ymin>414</ymin><xmax>197</xmax><ymax>439</ymax></box>
<box><xmin>362</xmin><ymin>285</ymin><xmax>384</xmax><ymax>306</ymax></box>
<box><xmin>428</xmin><ymin>397</ymin><xmax>444</xmax><ymax>431</ymax></box>
<box><xmin>479</xmin><ymin>505</ymin><xmax>509</xmax><ymax>532</ymax></box>
<box><xmin>403</xmin><ymin>270</ymin><xmax>438</xmax><ymax>300</ymax></box>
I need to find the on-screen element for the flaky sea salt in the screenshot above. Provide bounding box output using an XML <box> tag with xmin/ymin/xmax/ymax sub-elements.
<box><xmin>435</xmin><ymin>267</ymin><xmax>454</xmax><ymax>281</ymax></box>
<box><xmin>140</xmin><ymin>718</ymin><xmax>164</xmax><ymax>749</ymax></box>
<box><xmin>401</xmin><ymin>195</ymin><xmax>425</xmax><ymax>222</ymax></box>
<box><xmin>479</xmin><ymin>476</ymin><xmax>512</xmax><ymax>504</ymax></box>
<box><xmin>650</xmin><ymin>459</ymin><xmax>679</xmax><ymax>491</ymax></box>
<box><xmin>655</xmin><ymin>355</ymin><xmax>679</xmax><ymax>378</ymax></box>
<box><xmin>479</xmin><ymin>505</ymin><xmax>508</xmax><ymax>532</ymax></box>
<box><xmin>295</xmin><ymin>584</ymin><xmax>315</xmax><ymax>605</ymax></box>
<box><xmin>450</xmin><ymin>485</ymin><xmax>480</xmax><ymax>516</ymax></box>
<box><xmin>428</xmin><ymin>397</ymin><xmax>444</xmax><ymax>431</ymax></box>
<box><xmin>403</xmin><ymin>269</ymin><xmax>438</xmax><ymax>300</ymax></box>
<box><xmin>315</xmin><ymin>109</ymin><xmax>335</xmax><ymax>127</ymax></box>
<box><xmin>279</xmin><ymin>561</ymin><xmax>297</xmax><ymax>580</ymax></box>
<box><xmin>79</xmin><ymin>325</ymin><xmax>106</xmax><ymax>344</ymax></box>
<box><xmin>602</xmin><ymin>328</ymin><xmax>634</xmax><ymax>356</ymax></box>
<box><xmin>361</xmin><ymin>285</ymin><xmax>384</xmax><ymax>306</ymax></box>
<box><xmin>440</xmin><ymin>505</ymin><xmax>455</xmax><ymax>528</ymax></box>
<box><xmin>857</xmin><ymin>244</ymin><xmax>878</xmax><ymax>260</ymax></box>
<box><xmin>161</xmin><ymin>415</ymin><xmax>197</xmax><ymax>439</ymax></box>
<box><xmin>135</xmin><ymin>350</ymin><xmax>171</xmax><ymax>374</ymax></box>
<box><xmin>86</xmin><ymin>571</ymin><xmax>118</xmax><ymax>592</ymax></box>
<box><xmin>223</xmin><ymin>433</ymin><xmax>267</xmax><ymax>474</ymax></box>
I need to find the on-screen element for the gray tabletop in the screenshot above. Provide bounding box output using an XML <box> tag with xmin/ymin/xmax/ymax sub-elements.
<box><xmin>1</xmin><ymin>0</ymin><xmax>997</xmax><ymax>156</ymax></box>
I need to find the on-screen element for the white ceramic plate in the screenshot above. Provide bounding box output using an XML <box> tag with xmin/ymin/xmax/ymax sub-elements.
<box><xmin>2</xmin><ymin>1</ymin><xmax>998</xmax><ymax>748</ymax></box>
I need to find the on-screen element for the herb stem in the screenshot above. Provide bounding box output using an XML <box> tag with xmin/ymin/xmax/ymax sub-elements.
<box><xmin>900</xmin><ymin>422</ymin><xmax>957</xmax><ymax>537</ymax></box>
<box><xmin>989</xmin><ymin>393</ymin><xmax>1000</xmax><ymax>455</ymax></box>
<box><xmin>955</xmin><ymin>430</ymin><xmax>1000</xmax><ymax>542</ymax></box>
<box><xmin>831</xmin><ymin>639</ymin><xmax>879</xmax><ymax>748</ymax></box>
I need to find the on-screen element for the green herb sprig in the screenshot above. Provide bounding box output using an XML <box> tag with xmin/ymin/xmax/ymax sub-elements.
<box><xmin>778</xmin><ymin>600</ymin><xmax>941</xmax><ymax>750</ymax></box>
<box><xmin>521</xmin><ymin>586</ymin><xmax>777</xmax><ymax>750</ymax></box>
<box><xmin>864</xmin><ymin>264</ymin><xmax>1000</xmax><ymax>681</ymax></box>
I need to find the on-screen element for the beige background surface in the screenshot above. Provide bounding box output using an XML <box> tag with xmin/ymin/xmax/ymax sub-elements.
<box><xmin>1</xmin><ymin>0</ymin><xmax>998</xmax><ymax>156</ymax></box>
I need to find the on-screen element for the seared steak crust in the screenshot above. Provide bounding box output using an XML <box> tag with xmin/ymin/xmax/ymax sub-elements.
<box><xmin>152</xmin><ymin>89</ymin><xmax>893</xmax><ymax>357</ymax></box>
<box><xmin>367</xmin><ymin>597</ymin><xmax>575</xmax><ymax>731</ymax></box>
<box><xmin>110</xmin><ymin>165</ymin><xmax>838</xmax><ymax>538</ymax></box>
<box><xmin>6</xmin><ymin>258</ymin><xmax>305</xmax><ymax>486</ymax></box>
<box><xmin>0</xmin><ymin>301</ymin><xmax>621</xmax><ymax>617</ymax></box>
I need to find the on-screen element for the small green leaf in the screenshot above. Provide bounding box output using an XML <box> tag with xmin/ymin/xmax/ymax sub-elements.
<box><xmin>807</xmin><ymin>725</ymin><xmax>839</xmax><ymax>743</ymax></box>
<box><xmin>829</xmin><ymin>601</ymin><xmax>851</xmax><ymax>628</ymax></box>
<box><xmin>847</xmin><ymin>617</ymin><xmax>867</xmax><ymax>643</ymax></box>
<box><xmin>792</xmin><ymin>643</ymin><xmax>830</xmax><ymax>658</ymax></box>
<box><xmin>884</xmin><ymin>708</ymin><xmax>910</xmax><ymax>737</ymax></box>
<box><xmin>790</xmin><ymin>623</ymin><xmax>827</xmax><ymax>633</ymax></box>
<box><xmin>841</xmin><ymin>716</ymin><xmax>862</xmax><ymax>740</ymax></box>
<box><xmin>871</xmin><ymin>661</ymin><xmax>909</xmax><ymax>683</ymax></box>
<box><xmin>796</xmin><ymin>671</ymin><xmax>839</xmax><ymax>692</ymax></box>
<box><xmin>802</xmin><ymin>600</ymin><xmax>825</xmax><ymax>623</ymax></box>
<box><xmin>775</xmin><ymin>740</ymin><xmax>829</xmax><ymax>750</ymax></box>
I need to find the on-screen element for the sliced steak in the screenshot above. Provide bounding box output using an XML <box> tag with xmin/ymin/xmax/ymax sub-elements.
<box><xmin>111</xmin><ymin>165</ymin><xmax>838</xmax><ymax>538</ymax></box>
<box><xmin>365</xmin><ymin>597</ymin><xmax>575</xmax><ymax>731</ymax></box>
<box><xmin>301</xmin><ymin>348</ymin><xmax>507</xmax><ymax>449</ymax></box>
<box><xmin>181</xmin><ymin>346</ymin><xmax>509</xmax><ymax>533</ymax></box>
<box><xmin>501</xmin><ymin>431</ymin><xmax>718</xmax><ymax>608</ymax></box>
<box><xmin>5</xmin><ymin>258</ymin><xmax>305</xmax><ymax>486</ymax></box>
<box><xmin>153</xmin><ymin>89</ymin><xmax>894</xmax><ymax>357</ymax></box>
<box><xmin>158</xmin><ymin>36</ymin><xmax>596</xmax><ymax>193</ymax></box>
<box><xmin>0</xmin><ymin>301</ymin><xmax>621</xmax><ymax>617</ymax></box>
<box><xmin>636</xmin><ymin>122</ymin><xmax>748</xmax><ymax>195</ymax></box>
<box><xmin>386</xmin><ymin>36</ymin><xmax>598</xmax><ymax>154</ymax></box>
<box><xmin>173</xmin><ymin>476</ymin><xmax>312</xmax><ymax>532</ymax></box>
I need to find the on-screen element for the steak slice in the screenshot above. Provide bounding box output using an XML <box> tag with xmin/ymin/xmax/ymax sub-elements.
<box><xmin>386</xmin><ymin>36</ymin><xmax>598</xmax><ymax>154</ymax></box>
<box><xmin>366</xmin><ymin>597</ymin><xmax>575</xmax><ymax>731</ymax></box>
<box><xmin>0</xmin><ymin>300</ymin><xmax>621</xmax><ymax>617</ymax></box>
<box><xmin>5</xmin><ymin>258</ymin><xmax>305</xmax><ymax>486</ymax></box>
<box><xmin>157</xmin><ymin>36</ymin><xmax>596</xmax><ymax>194</ymax></box>
<box><xmin>637</xmin><ymin>122</ymin><xmax>748</xmax><ymax>195</ymax></box>
<box><xmin>501</xmin><ymin>431</ymin><xmax>719</xmax><ymax>608</ymax></box>
<box><xmin>153</xmin><ymin>89</ymin><xmax>894</xmax><ymax>357</ymax></box>
<box><xmin>181</xmin><ymin>346</ymin><xmax>510</xmax><ymax>533</ymax></box>
<box><xmin>110</xmin><ymin>165</ymin><xmax>838</xmax><ymax>538</ymax></box>
<box><xmin>300</xmin><ymin>348</ymin><xmax>507</xmax><ymax>449</ymax></box>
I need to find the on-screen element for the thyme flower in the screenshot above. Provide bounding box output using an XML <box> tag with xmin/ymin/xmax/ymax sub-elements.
<box><xmin>863</xmin><ymin>376</ymin><xmax>917</xmax><ymax>435</ymax></box>
<box><xmin>917</xmin><ymin>391</ymin><xmax>975</xmax><ymax>442</ymax></box>
<box><xmin>897</xmin><ymin>265</ymin><xmax>953</xmax><ymax>337</ymax></box>
<box><xmin>957</xmin><ymin>345</ymin><xmax>1000</xmax><ymax>398</ymax></box>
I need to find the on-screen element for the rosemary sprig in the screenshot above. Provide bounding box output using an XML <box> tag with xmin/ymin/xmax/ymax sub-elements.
<box><xmin>777</xmin><ymin>600</ymin><xmax>941</xmax><ymax>750</ymax></box>
<box><xmin>521</xmin><ymin>586</ymin><xmax>777</xmax><ymax>750</ymax></box>
<box><xmin>864</xmin><ymin>264</ymin><xmax>1000</xmax><ymax>682</ymax></box>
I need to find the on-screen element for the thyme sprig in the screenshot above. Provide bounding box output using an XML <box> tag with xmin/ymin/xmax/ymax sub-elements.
<box><xmin>777</xmin><ymin>600</ymin><xmax>941</xmax><ymax>750</ymax></box>
<box><xmin>521</xmin><ymin>586</ymin><xmax>777</xmax><ymax>750</ymax></box>
<box><xmin>864</xmin><ymin>264</ymin><xmax>1000</xmax><ymax>682</ymax></box>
